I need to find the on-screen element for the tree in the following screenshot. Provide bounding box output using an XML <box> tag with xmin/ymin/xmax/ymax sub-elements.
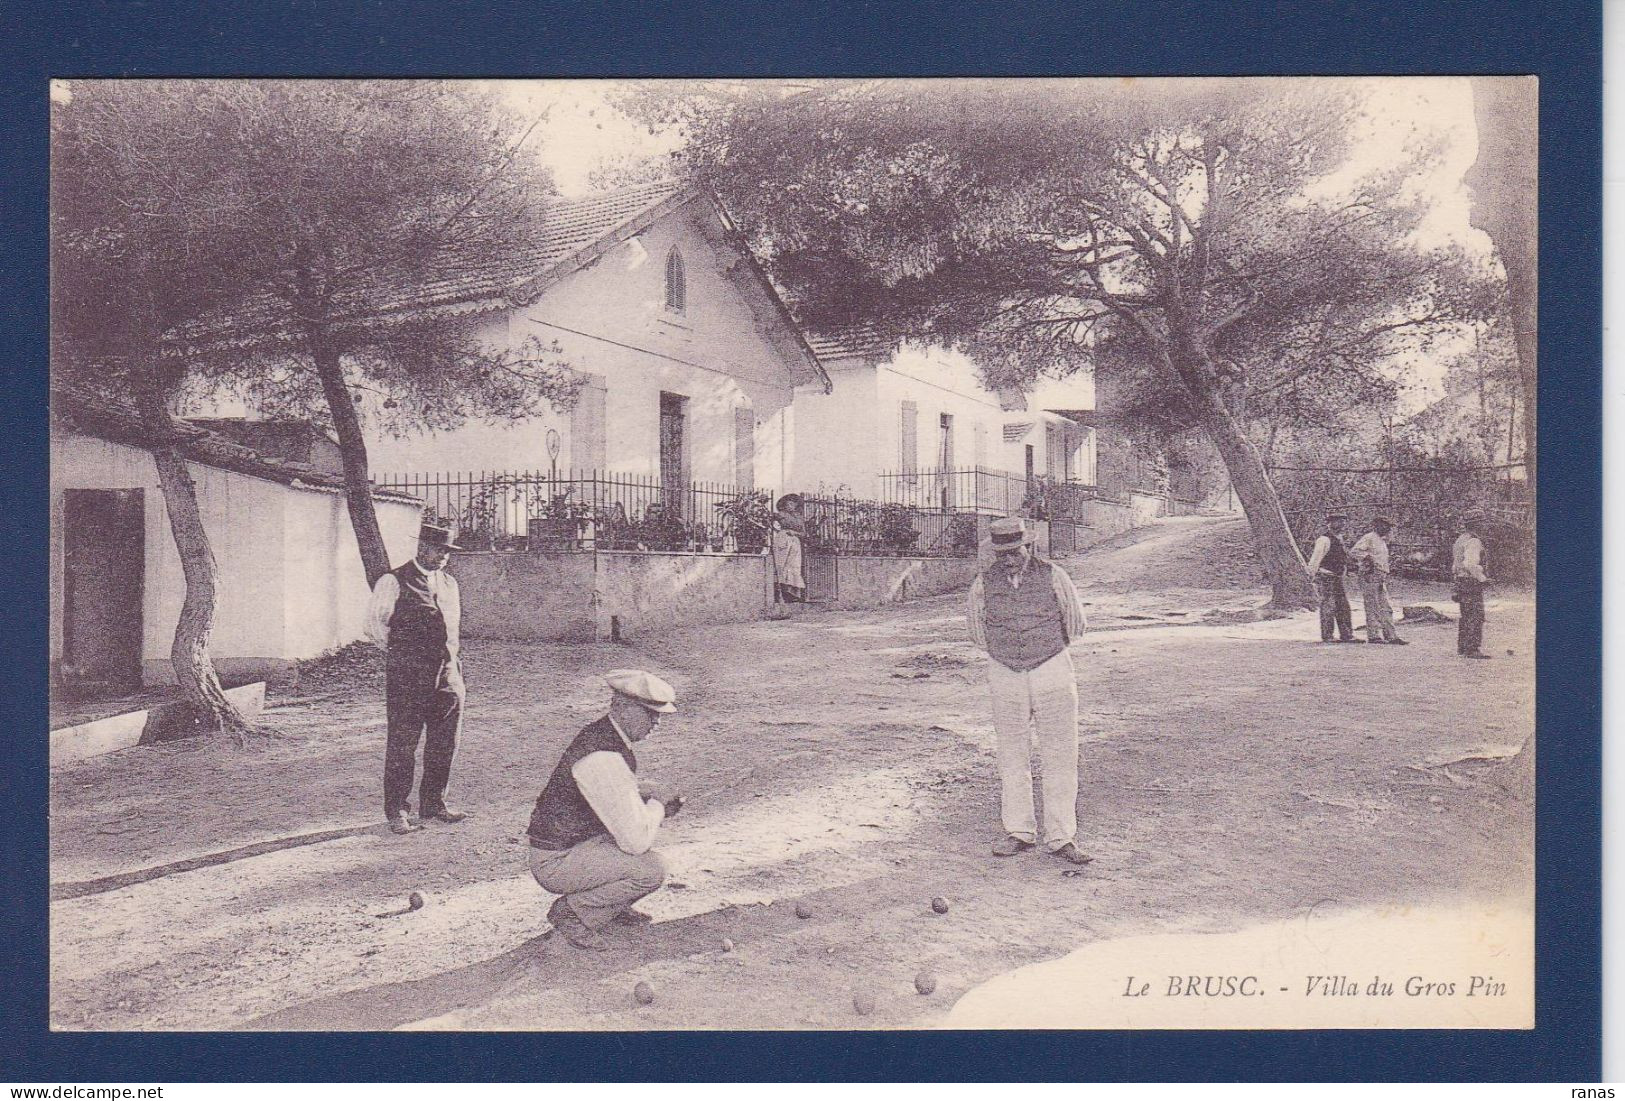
<box><xmin>51</xmin><ymin>82</ymin><xmax>273</xmax><ymax>736</ymax></box>
<box><xmin>636</xmin><ymin>79</ymin><xmax>1495</xmax><ymax>605</ymax></box>
<box><xmin>1465</xmin><ymin>77</ymin><xmax>1537</xmax><ymax>486</ymax></box>
<box><xmin>171</xmin><ymin>81</ymin><xmax>578</xmax><ymax>585</ymax></box>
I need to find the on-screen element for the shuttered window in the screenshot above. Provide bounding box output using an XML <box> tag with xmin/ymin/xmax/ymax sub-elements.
<box><xmin>664</xmin><ymin>248</ymin><xmax>686</xmax><ymax>313</ymax></box>
<box><xmin>733</xmin><ymin>407</ymin><xmax>755</xmax><ymax>488</ymax></box>
<box><xmin>899</xmin><ymin>400</ymin><xmax>918</xmax><ymax>482</ymax></box>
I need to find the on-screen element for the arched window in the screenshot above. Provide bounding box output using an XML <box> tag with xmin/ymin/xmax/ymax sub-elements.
<box><xmin>664</xmin><ymin>247</ymin><xmax>686</xmax><ymax>314</ymax></box>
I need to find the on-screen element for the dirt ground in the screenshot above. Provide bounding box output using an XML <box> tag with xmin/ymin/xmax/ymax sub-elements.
<box><xmin>48</xmin><ymin>515</ymin><xmax>1535</xmax><ymax>1031</ymax></box>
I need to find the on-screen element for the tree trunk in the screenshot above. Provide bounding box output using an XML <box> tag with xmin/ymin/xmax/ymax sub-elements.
<box><xmin>1467</xmin><ymin>76</ymin><xmax>1537</xmax><ymax>486</ymax></box>
<box><xmin>310</xmin><ymin>334</ymin><xmax>394</xmax><ymax>586</ymax></box>
<box><xmin>1193</xmin><ymin>388</ymin><xmax>1318</xmax><ymax>607</ymax></box>
<box><xmin>133</xmin><ymin>377</ymin><xmax>252</xmax><ymax>738</ymax></box>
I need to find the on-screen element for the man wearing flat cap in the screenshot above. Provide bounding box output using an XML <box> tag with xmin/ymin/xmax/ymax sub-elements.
<box><xmin>366</xmin><ymin>522</ymin><xmax>471</xmax><ymax>835</ymax></box>
<box><xmin>526</xmin><ymin>669</ymin><xmax>683</xmax><ymax>950</ymax></box>
<box><xmin>966</xmin><ymin>517</ymin><xmax>1093</xmax><ymax>865</ymax></box>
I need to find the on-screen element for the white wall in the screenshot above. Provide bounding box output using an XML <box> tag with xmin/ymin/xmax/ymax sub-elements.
<box><xmin>51</xmin><ymin>429</ymin><xmax>422</xmax><ymax>684</ymax></box>
<box><xmin>788</xmin><ymin>361</ymin><xmax>882</xmax><ymax>497</ymax></box>
<box><xmin>364</xmin><ymin>202</ymin><xmax>803</xmax><ymax>493</ymax></box>
<box><xmin>1005</xmin><ymin>413</ymin><xmax>1095</xmax><ymax>485</ymax></box>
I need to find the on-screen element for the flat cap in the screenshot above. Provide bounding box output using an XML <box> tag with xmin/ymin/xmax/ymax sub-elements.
<box><xmin>605</xmin><ymin>669</ymin><xmax>678</xmax><ymax>713</ymax></box>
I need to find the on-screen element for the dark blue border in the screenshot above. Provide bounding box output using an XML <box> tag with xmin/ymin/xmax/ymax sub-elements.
<box><xmin>3</xmin><ymin>0</ymin><xmax>1601</xmax><ymax>1082</ymax></box>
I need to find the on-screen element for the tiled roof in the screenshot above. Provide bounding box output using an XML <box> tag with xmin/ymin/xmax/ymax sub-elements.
<box><xmin>51</xmin><ymin>386</ymin><xmax>420</xmax><ymax>503</ymax></box>
<box><xmin>171</xmin><ymin>181</ymin><xmax>685</xmax><ymax>353</ymax></box>
<box><xmin>804</xmin><ymin>323</ymin><xmax>896</xmax><ymax>363</ymax></box>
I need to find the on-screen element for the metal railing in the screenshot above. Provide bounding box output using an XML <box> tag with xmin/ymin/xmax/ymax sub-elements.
<box><xmin>373</xmin><ymin>469</ymin><xmax>768</xmax><ymax>553</ymax></box>
<box><xmin>876</xmin><ymin>467</ymin><xmax>1121</xmax><ymax>519</ymax></box>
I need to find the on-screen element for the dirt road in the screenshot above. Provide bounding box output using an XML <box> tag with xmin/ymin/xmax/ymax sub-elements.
<box><xmin>49</xmin><ymin>516</ymin><xmax>1534</xmax><ymax>1030</ymax></box>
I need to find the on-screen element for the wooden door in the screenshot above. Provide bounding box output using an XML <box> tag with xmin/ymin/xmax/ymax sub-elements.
<box><xmin>659</xmin><ymin>392</ymin><xmax>688</xmax><ymax>515</ymax></box>
<box><xmin>61</xmin><ymin>488</ymin><xmax>145</xmax><ymax>693</ymax></box>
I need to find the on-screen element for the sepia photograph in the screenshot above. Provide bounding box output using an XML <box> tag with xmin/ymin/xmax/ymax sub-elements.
<box><xmin>47</xmin><ymin>75</ymin><xmax>1537</xmax><ymax>1032</ymax></box>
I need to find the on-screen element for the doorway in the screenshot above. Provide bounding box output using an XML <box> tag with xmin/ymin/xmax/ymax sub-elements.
<box><xmin>658</xmin><ymin>392</ymin><xmax>689</xmax><ymax>515</ymax></box>
<box><xmin>61</xmin><ymin>488</ymin><xmax>145</xmax><ymax>694</ymax></box>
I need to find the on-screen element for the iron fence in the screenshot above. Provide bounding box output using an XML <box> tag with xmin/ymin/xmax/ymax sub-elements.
<box><xmin>374</xmin><ymin>469</ymin><xmax>986</xmax><ymax>557</ymax></box>
<box><xmin>373</xmin><ymin>469</ymin><xmax>771</xmax><ymax>553</ymax></box>
<box><xmin>1273</xmin><ymin>460</ymin><xmax>1533</xmax><ymax>583</ymax></box>
<box><xmin>876</xmin><ymin>468</ymin><xmax>1119</xmax><ymax>519</ymax></box>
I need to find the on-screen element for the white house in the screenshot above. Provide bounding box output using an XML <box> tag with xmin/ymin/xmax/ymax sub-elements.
<box><xmin>791</xmin><ymin>326</ymin><xmax>1099</xmax><ymax>512</ymax></box>
<box><xmin>50</xmin><ymin>387</ymin><xmax>423</xmax><ymax>689</ymax></box>
<box><xmin>349</xmin><ymin>183</ymin><xmax>831</xmax><ymax>493</ymax></box>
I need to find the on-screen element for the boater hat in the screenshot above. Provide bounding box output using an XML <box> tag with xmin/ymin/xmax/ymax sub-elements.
<box><xmin>418</xmin><ymin>522</ymin><xmax>463</xmax><ymax>551</ymax></box>
<box><xmin>605</xmin><ymin>669</ymin><xmax>678</xmax><ymax>713</ymax></box>
<box><xmin>986</xmin><ymin>516</ymin><xmax>1036</xmax><ymax>549</ymax></box>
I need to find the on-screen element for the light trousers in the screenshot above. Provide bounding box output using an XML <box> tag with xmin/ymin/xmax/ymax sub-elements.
<box><xmin>986</xmin><ymin>648</ymin><xmax>1080</xmax><ymax>851</ymax></box>
<box><xmin>529</xmin><ymin>834</ymin><xmax>667</xmax><ymax>930</ymax></box>
<box><xmin>1359</xmin><ymin>573</ymin><xmax>1398</xmax><ymax>641</ymax></box>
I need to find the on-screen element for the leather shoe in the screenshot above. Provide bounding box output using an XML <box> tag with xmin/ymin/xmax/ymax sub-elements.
<box><xmin>1386</xmin><ymin>638</ymin><xmax>1409</xmax><ymax>646</ymax></box>
<box><xmin>1050</xmin><ymin>842</ymin><xmax>1094</xmax><ymax>866</ymax></box>
<box><xmin>547</xmin><ymin>902</ymin><xmax>609</xmax><ymax>950</ymax></box>
<box><xmin>613</xmin><ymin>907</ymin><xmax>655</xmax><ymax>926</ymax></box>
<box><xmin>992</xmin><ymin>835</ymin><xmax>1035</xmax><ymax>857</ymax></box>
<box><xmin>387</xmin><ymin>813</ymin><xmax>421</xmax><ymax>835</ymax></box>
<box><xmin>423</xmin><ymin>808</ymin><xmax>470</xmax><ymax>824</ymax></box>
<box><xmin>1463</xmin><ymin>651</ymin><xmax>1492</xmax><ymax>660</ymax></box>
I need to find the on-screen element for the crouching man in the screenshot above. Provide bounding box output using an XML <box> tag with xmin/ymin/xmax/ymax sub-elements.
<box><xmin>527</xmin><ymin>670</ymin><xmax>683</xmax><ymax>950</ymax></box>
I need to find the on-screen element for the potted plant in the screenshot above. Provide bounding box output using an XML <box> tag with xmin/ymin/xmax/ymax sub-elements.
<box><xmin>632</xmin><ymin>501</ymin><xmax>688</xmax><ymax>551</ymax></box>
<box><xmin>715</xmin><ymin>489</ymin><xmax>773</xmax><ymax>554</ymax></box>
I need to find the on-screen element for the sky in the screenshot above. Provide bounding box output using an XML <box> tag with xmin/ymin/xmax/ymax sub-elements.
<box><xmin>506</xmin><ymin>77</ymin><xmax>1498</xmax><ymax>413</ymax></box>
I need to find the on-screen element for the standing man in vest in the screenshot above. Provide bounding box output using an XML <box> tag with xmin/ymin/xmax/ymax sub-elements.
<box><xmin>1304</xmin><ymin>514</ymin><xmax>1357</xmax><ymax>643</ymax></box>
<box><xmin>966</xmin><ymin>517</ymin><xmax>1092</xmax><ymax>866</ymax></box>
<box><xmin>365</xmin><ymin>522</ymin><xmax>471</xmax><ymax>835</ymax></box>
<box><xmin>527</xmin><ymin>670</ymin><xmax>682</xmax><ymax>951</ymax></box>
<box><xmin>1452</xmin><ymin>514</ymin><xmax>1492</xmax><ymax>659</ymax></box>
<box><xmin>1350</xmin><ymin>516</ymin><xmax>1407</xmax><ymax>645</ymax></box>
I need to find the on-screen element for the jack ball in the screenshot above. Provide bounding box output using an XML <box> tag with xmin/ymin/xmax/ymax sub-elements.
<box><xmin>930</xmin><ymin>897</ymin><xmax>950</xmax><ymax>915</ymax></box>
<box><xmin>853</xmin><ymin>991</ymin><xmax>876</xmax><ymax>1015</ymax></box>
<box><xmin>915</xmin><ymin>971</ymin><xmax>937</xmax><ymax>996</ymax></box>
<box><xmin>795</xmin><ymin>902</ymin><xmax>813</xmax><ymax>919</ymax></box>
<box><xmin>407</xmin><ymin>891</ymin><xmax>425</xmax><ymax>911</ymax></box>
<box><xmin>634</xmin><ymin>982</ymin><xmax>654</xmax><ymax>1006</ymax></box>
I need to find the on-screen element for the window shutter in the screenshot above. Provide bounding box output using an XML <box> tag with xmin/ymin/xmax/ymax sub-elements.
<box><xmin>665</xmin><ymin>248</ymin><xmax>686</xmax><ymax>313</ymax></box>
<box><xmin>570</xmin><ymin>375</ymin><xmax>608</xmax><ymax>472</ymax></box>
<box><xmin>733</xmin><ymin>407</ymin><xmax>755</xmax><ymax>488</ymax></box>
<box><xmin>899</xmin><ymin>400</ymin><xmax>918</xmax><ymax>481</ymax></box>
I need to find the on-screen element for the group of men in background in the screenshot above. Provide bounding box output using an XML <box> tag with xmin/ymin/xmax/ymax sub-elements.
<box><xmin>1306</xmin><ymin>513</ymin><xmax>1494</xmax><ymax>659</ymax></box>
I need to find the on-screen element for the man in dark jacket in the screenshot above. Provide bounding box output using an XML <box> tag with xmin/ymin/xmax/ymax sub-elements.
<box><xmin>1304</xmin><ymin>514</ymin><xmax>1357</xmax><ymax>643</ymax></box>
<box><xmin>527</xmin><ymin>670</ymin><xmax>683</xmax><ymax>950</ymax></box>
<box><xmin>366</xmin><ymin>523</ymin><xmax>471</xmax><ymax>834</ymax></box>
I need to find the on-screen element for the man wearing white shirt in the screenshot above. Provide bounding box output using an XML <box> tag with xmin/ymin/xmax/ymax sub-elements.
<box><xmin>966</xmin><ymin>516</ymin><xmax>1092</xmax><ymax>865</ymax></box>
<box><xmin>527</xmin><ymin>670</ymin><xmax>683</xmax><ymax>951</ymax></box>
<box><xmin>366</xmin><ymin>523</ymin><xmax>470</xmax><ymax>835</ymax></box>
<box><xmin>1452</xmin><ymin>515</ymin><xmax>1491</xmax><ymax>659</ymax></box>
<box><xmin>1350</xmin><ymin>516</ymin><xmax>1406</xmax><ymax>645</ymax></box>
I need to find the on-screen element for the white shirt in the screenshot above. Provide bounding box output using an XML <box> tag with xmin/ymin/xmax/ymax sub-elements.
<box><xmin>1349</xmin><ymin>531</ymin><xmax>1390</xmax><ymax>576</ymax></box>
<box><xmin>365</xmin><ymin>562</ymin><xmax>461</xmax><ymax>662</ymax></box>
<box><xmin>1305</xmin><ymin>534</ymin><xmax>1341</xmax><ymax>574</ymax></box>
<box><xmin>965</xmin><ymin>560</ymin><xmax>1088</xmax><ymax>653</ymax></box>
<box><xmin>1452</xmin><ymin>533</ymin><xmax>1487</xmax><ymax>582</ymax></box>
<box><xmin>570</xmin><ymin>716</ymin><xmax>666</xmax><ymax>855</ymax></box>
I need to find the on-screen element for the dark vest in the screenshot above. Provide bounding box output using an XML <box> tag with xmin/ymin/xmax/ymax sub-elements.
<box><xmin>1321</xmin><ymin>534</ymin><xmax>1349</xmax><ymax>575</ymax></box>
<box><xmin>528</xmin><ymin>717</ymin><xmax>638</xmax><ymax>850</ymax></box>
<box><xmin>981</xmin><ymin>559</ymin><xmax>1068</xmax><ymax>672</ymax></box>
<box><xmin>387</xmin><ymin>561</ymin><xmax>449</xmax><ymax>666</ymax></box>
